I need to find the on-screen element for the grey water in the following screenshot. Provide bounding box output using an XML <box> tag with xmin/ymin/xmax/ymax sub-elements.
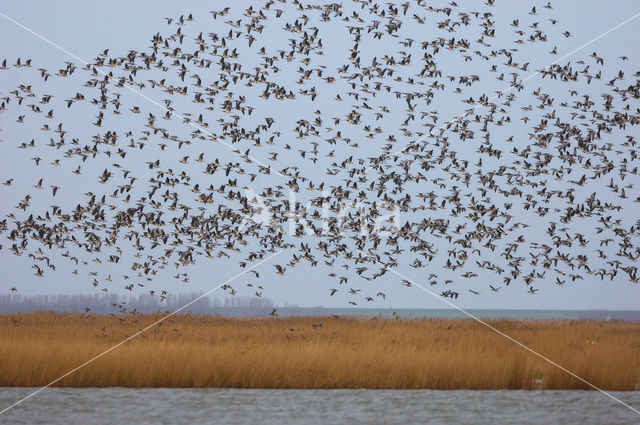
<box><xmin>0</xmin><ymin>388</ymin><xmax>639</xmax><ymax>425</ymax></box>
<box><xmin>313</xmin><ymin>308</ymin><xmax>640</xmax><ymax>321</ymax></box>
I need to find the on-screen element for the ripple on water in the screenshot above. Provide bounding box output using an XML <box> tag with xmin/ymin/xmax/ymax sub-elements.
<box><xmin>0</xmin><ymin>388</ymin><xmax>639</xmax><ymax>425</ymax></box>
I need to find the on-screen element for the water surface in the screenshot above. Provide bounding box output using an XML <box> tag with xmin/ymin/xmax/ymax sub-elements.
<box><xmin>1</xmin><ymin>388</ymin><xmax>638</xmax><ymax>425</ymax></box>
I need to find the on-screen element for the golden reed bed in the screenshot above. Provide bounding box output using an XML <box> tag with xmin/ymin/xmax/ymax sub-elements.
<box><xmin>0</xmin><ymin>312</ymin><xmax>639</xmax><ymax>389</ymax></box>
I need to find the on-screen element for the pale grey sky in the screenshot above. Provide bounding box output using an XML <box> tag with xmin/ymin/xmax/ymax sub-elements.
<box><xmin>1</xmin><ymin>1</ymin><xmax>640</xmax><ymax>309</ymax></box>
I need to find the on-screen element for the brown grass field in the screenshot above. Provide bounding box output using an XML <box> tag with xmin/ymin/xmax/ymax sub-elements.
<box><xmin>0</xmin><ymin>312</ymin><xmax>639</xmax><ymax>389</ymax></box>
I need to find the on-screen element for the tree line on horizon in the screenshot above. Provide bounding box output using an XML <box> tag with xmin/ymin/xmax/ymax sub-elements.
<box><xmin>0</xmin><ymin>293</ymin><xmax>293</xmax><ymax>315</ymax></box>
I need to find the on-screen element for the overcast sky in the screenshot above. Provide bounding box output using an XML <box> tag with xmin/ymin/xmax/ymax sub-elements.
<box><xmin>1</xmin><ymin>0</ymin><xmax>640</xmax><ymax>310</ymax></box>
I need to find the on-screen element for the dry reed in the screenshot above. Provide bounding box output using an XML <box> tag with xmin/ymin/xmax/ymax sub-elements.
<box><xmin>0</xmin><ymin>312</ymin><xmax>639</xmax><ymax>389</ymax></box>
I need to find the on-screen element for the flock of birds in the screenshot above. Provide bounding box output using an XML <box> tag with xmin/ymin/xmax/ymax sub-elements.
<box><xmin>1</xmin><ymin>0</ymin><xmax>640</xmax><ymax>313</ymax></box>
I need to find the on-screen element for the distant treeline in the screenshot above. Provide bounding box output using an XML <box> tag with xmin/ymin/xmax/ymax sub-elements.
<box><xmin>0</xmin><ymin>293</ymin><xmax>307</xmax><ymax>316</ymax></box>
